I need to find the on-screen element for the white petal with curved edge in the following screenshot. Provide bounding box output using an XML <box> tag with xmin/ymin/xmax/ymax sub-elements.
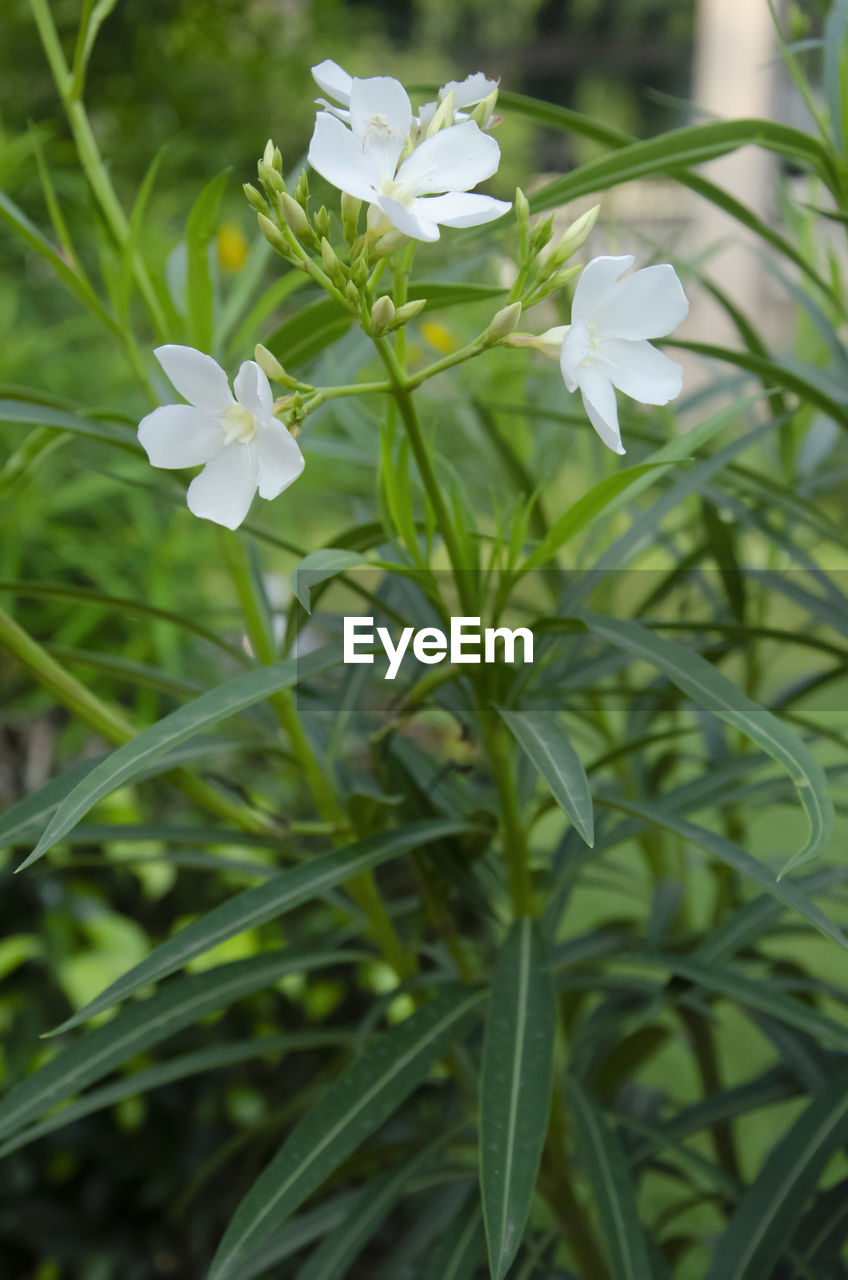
<box><xmin>590</xmin><ymin>264</ymin><xmax>690</xmax><ymax>340</ymax></box>
<box><xmin>233</xmin><ymin>360</ymin><xmax>274</xmax><ymax>424</ymax></box>
<box><xmin>307</xmin><ymin>113</ymin><xmax>378</xmax><ymax>202</ymax></box>
<box><xmin>576</xmin><ymin>365</ymin><xmax>625</xmax><ymax>455</ymax></box>
<box><xmin>571</xmin><ymin>256</ymin><xmax>635</xmax><ymax>325</ymax></box>
<box><xmin>397</xmin><ymin>120</ymin><xmax>501</xmax><ymax>194</ymax></box>
<box><xmin>412</xmin><ymin>192</ymin><xmax>511</xmax><ymax>228</ymax></box>
<box><xmin>595</xmin><ymin>338</ymin><xmax>684</xmax><ymax>404</ymax></box>
<box><xmin>138</xmin><ymin>404</ymin><xmax>224</xmax><ymax>468</ymax></box>
<box><xmin>560</xmin><ymin>317</ymin><xmax>591</xmax><ymax>391</ymax></box>
<box><xmin>186</xmin><ymin>444</ymin><xmax>259</xmax><ymax>529</ymax></box>
<box><xmin>154</xmin><ymin>345</ymin><xmax>234</xmax><ymax>413</ymax></box>
<box><xmin>375</xmin><ymin>195</ymin><xmax>441</xmax><ymax>242</ymax></box>
<box><xmin>440</xmin><ymin>73</ymin><xmax>499</xmax><ymax>108</ymax></box>
<box><xmin>255</xmin><ymin>422</ymin><xmax>306</xmax><ymax>499</ymax></box>
<box><xmin>349</xmin><ymin>75</ymin><xmax>412</xmax><ymax>141</ymax></box>
<box><xmin>312</xmin><ymin>59</ymin><xmax>352</xmax><ymax>106</ymax></box>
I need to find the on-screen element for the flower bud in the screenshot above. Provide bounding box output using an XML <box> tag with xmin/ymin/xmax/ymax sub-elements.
<box><xmin>257</xmin><ymin>213</ymin><xmax>290</xmax><ymax>255</ymax></box>
<box><xmin>426</xmin><ymin>89</ymin><xmax>455</xmax><ymax>138</ymax></box>
<box><xmin>320</xmin><ymin>236</ymin><xmax>346</xmax><ymax>286</ymax></box>
<box><xmin>515</xmin><ymin>187</ymin><xmax>530</xmax><ymax>248</ymax></box>
<box><xmin>351</xmin><ymin>257</ymin><xmax>369</xmax><ymax>288</ymax></box>
<box><xmin>243</xmin><ymin>183</ymin><xmax>267</xmax><ymax>213</ymax></box>
<box><xmin>391</xmin><ymin>298</ymin><xmax>427</xmax><ymax>328</ymax></box>
<box><xmin>341</xmin><ymin>192</ymin><xmax>361</xmax><ymax>243</ymax></box>
<box><xmin>345</xmin><ymin>280</ymin><xmax>360</xmax><ymax>306</ymax></box>
<box><xmin>528</xmin><ymin>213</ymin><xmax>554</xmax><ymax>255</ymax></box>
<box><xmin>471</xmin><ymin>88</ymin><xmax>499</xmax><ymax>129</ymax></box>
<box><xmin>543</xmin><ymin>204</ymin><xmax>600</xmax><ymax>273</ymax></box>
<box><xmin>481</xmin><ymin>301</ymin><xmax>522</xmax><ymax>346</ymax></box>
<box><xmin>370</xmin><ymin>294</ymin><xmax>396</xmax><ymax>334</ymax></box>
<box><xmin>314</xmin><ymin>205</ymin><xmax>331</xmax><ymax>240</ymax></box>
<box><xmin>279</xmin><ymin>192</ymin><xmax>311</xmax><ymax>239</ymax></box>
<box><xmin>294</xmin><ymin>170</ymin><xmax>309</xmax><ymax>210</ymax></box>
<box><xmin>257</xmin><ymin>160</ymin><xmax>285</xmax><ymax>198</ymax></box>
<box><xmin>254</xmin><ymin>343</ymin><xmax>298</xmax><ymax>387</ymax></box>
<box><xmin>373</xmin><ymin>229</ymin><xmax>410</xmax><ymax>257</ymax></box>
<box><xmin>533</xmin><ymin>263</ymin><xmax>580</xmax><ymax>301</ymax></box>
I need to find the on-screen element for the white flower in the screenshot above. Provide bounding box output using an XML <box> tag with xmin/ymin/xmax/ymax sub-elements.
<box><xmin>307</xmin><ymin>72</ymin><xmax>510</xmax><ymax>242</ymax></box>
<box><xmin>138</xmin><ymin>345</ymin><xmax>304</xmax><ymax>530</ymax></box>
<box><xmin>541</xmin><ymin>255</ymin><xmax>689</xmax><ymax>455</ymax></box>
<box><xmin>311</xmin><ymin>60</ymin><xmax>498</xmax><ymax>131</ymax></box>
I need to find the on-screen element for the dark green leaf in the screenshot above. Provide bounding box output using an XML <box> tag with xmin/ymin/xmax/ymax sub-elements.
<box><xmin>498</xmin><ymin>710</ymin><xmax>593</xmax><ymax>847</ymax></box>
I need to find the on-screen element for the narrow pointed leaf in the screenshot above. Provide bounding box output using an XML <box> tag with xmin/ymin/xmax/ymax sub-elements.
<box><xmin>49</xmin><ymin>819</ymin><xmax>476</xmax><ymax>1034</ymax></box>
<box><xmin>0</xmin><ymin>951</ymin><xmax>360</xmax><ymax>1143</ymax></box>
<box><xmin>480</xmin><ymin>917</ymin><xmax>556</xmax><ymax>1280</ymax></box>
<box><xmin>208</xmin><ymin>986</ymin><xmax>485</xmax><ymax>1280</ymax></box>
<box><xmin>704</xmin><ymin>1066</ymin><xmax>848</xmax><ymax>1280</ymax></box>
<box><xmin>569</xmin><ymin>1079</ymin><xmax>656</xmax><ymax>1280</ymax></box>
<box><xmin>185</xmin><ymin>169</ymin><xmax>229</xmax><ymax>350</ymax></box>
<box><xmin>498</xmin><ymin>709</ymin><xmax>593</xmax><ymax>847</ymax></box>
<box><xmin>584</xmin><ymin>615</ymin><xmax>834</xmax><ymax>872</ymax></box>
<box><xmin>23</xmin><ymin>645</ymin><xmax>339</xmax><ymax>869</ymax></box>
<box><xmin>421</xmin><ymin>1199</ymin><xmax>485</xmax><ymax>1280</ymax></box>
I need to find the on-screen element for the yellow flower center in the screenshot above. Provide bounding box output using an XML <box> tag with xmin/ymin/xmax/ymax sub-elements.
<box><xmin>223</xmin><ymin>404</ymin><xmax>256</xmax><ymax>444</ymax></box>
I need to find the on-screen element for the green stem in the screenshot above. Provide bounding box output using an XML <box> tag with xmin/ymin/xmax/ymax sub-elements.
<box><xmin>373</xmin><ymin>335</ymin><xmax>474</xmax><ymax>614</ymax></box>
<box><xmin>0</xmin><ymin>604</ymin><xmax>274</xmax><ymax>836</ymax></box>
<box><xmin>28</xmin><ymin>0</ymin><xmax>168</xmax><ymax>340</ymax></box>
<box><xmin>480</xmin><ymin>703</ymin><xmax>534</xmax><ymax>917</ymax></box>
<box><xmin>219</xmin><ymin>531</ymin><xmax>413</xmax><ymax>979</ymax></box>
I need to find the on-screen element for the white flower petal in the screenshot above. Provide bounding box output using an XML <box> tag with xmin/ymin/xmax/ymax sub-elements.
<box><xmin>375</xmin><ymin>195</ymin><xmax>440</xmax><ymax>242</ymax></box>
<box><xmin>315</xmin><ymin>99</ymin><xmax>350</xmax><ymax>122</ymax></box>
<box><xmin>536</xmin><ymin>324</ymin><xmax>568</xmax><ymax>360</ymax></box>
<box><xmin>348</xmin><ymin>75</ymin><xmax>412</xmax><ymax>140</ymax></box>
<box><xmin>154</xmin><ymin>345</ymin><xmax>234</xmax><ymax>413</ymax></box>
<box><xmin>186</xmin><ymin>444</ymin><xmax>259</xmax><ymax>529</ymax></box>
<box><xmin>312</xmin><ymin>59</ymin><xmax>352</xmax><ymax>107</ymax></box>
<box><xmin>396</xmin><ymin>119</ymin><xmax>501</xmax><ymax>195</ymax></box>
<box><xmin>571</xmin><ymin>256</ymin><xmax>635</xmax><ymax>326</ymax></box>
<box><xmin>595</xmin><ymin>338</ymin><xmax>684</xmax><ymax>405</ymax></box>
<box><xmin>576</xmin><ymin>365</ymin><xmax>625</xmax><ymax>455</ymax></box>
<box><xmin>559</xmin><ymin>317</ymin><xmax>591</xmax><ymax>391</ymax></box>
<box><xmin>254</xmin><ymin>421</ymin><xmax>306</xmax><ymax>499</ymax></box>
<box><xmin>138</xmin><ymin>404</ymin><xmax>223</xmax><ymax>469</ymax></box>
<box><xmin>307</xmin><ymin>112</ymin><xmax>378</xmax><ymax>203</ymax></box>
<box><xmin>590</xmin><ymin>264</ymin><xmax>690</xmax><ymax>340</ymax></box>
<box><xmin>440</xmin><ymin>73</ymin><xmax>499</xmax><ymax>109</ymax></box>
<box><xmin>233</xmin><ymin>360</ymin><xmax>274</xmax><ymax>424</ymax></box>
<box><xmin>412</xmin><ymin>192</ymin><xmax>511</xmax><ymax>228</ymax></box>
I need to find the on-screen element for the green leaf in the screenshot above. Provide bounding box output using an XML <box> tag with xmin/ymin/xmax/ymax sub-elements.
<box><xmin>0</xmin><ymin>1030</ymin><xmax>351</xmax><ymax>1158</ymax></box>
<box><xmin>0</xmin><ymin>399</ymin><xmax>139</xmax><ymax>452</ymax></box>
<box><xmin>480</xmin><ymin>918</ymin><xmax>556</xmax><ymax>1280</ymax></box>
<box><xmin>266</xmin><ymin>297</ymin><xmax>355</xmax><ymax>369</ymax></box>
<box><xmin>47</xmin><ymin>818</ymin><xmax>476</xmax><ymax>1034</ymax></box>
<box><xmin>497</xmin><ymin>709</ymin><xmax>594</xmax><ymax>847</ymax></box>
<box><xmin>208</xmin><ymin>986</ymin><xmax>485</xmax><ymax>1280</ymax></box>
<box><xmin>21</xmin><ymin>645</ymin><xmax>339</xmax><ymax>869</ymax></box>
<box><xmin>185</xmin><ymin>169</ymin><xmax>230</xmax><ymax>350</ymax></box>
<box><xmin>704</xmin><ymin>1066</ymin><xmax>848</xmax><ymax>1280</ymax></box>
<box><xmin>584</xmin><ymin>616</ymin><xmax>835</xmax><ymax>873</ymax></box>
<box><xmin>421</xmin><ymin>1199</ymin><xmax>485</xmax><ymax>1280</ymax></box>
<box><xmin>293</xmin><ymin>1141</ymin><xmax>442</xmax><ymax>1280</ymax></box>
<box><xmin>291</xmin><ymin>548</ymin><xmax>368</xmax><ymax>613</ymax></box>
<box><xmin>527</xmin><ymin>117</ymin><xmax>837</xmax><ymax>208</ymax></box>
<box><xmin>0</xmin><ymin>951</ymin><xmax>359</xmax><ymax>1144</ymax></box>
<box><xmin>568</xmin><ymin>1079</ymin><xmax>656</xmax><ymax>1280</ymax></box>
<box><xmin>596</xmin><ymin>794</ymin><xmax>847</xmax><ymax>954</ymax></box>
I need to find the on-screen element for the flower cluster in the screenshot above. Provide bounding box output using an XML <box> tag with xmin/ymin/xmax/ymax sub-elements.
<box><xmin>137</xmin><ymin>61</ymin><xmax>689</xmax><ymax>528</ymax></box>
<box><xmin>307</xmin><ymin>60</ymin><xmax>511</xmax><ymax>244</ymax></box>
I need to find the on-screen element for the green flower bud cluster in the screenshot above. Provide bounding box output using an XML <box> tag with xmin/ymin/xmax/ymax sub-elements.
<box><xmin>511</xmin><ymin>189</ymin><xmax>600</xmax><ymax>309</ymax></box>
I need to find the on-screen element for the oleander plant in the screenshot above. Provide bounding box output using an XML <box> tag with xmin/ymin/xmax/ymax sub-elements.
<box><xmin>3</xmin><ymin>2</ymin><xmax>848</xmax><ymax>1277</ymax></box>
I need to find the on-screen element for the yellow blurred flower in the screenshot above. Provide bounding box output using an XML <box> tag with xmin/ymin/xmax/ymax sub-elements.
<box><xmin>216</xmin><ymin>222</ymin><xmax>249</xmax><ymax>272</ymax></box>
<box><xmin>419</xmin><ymin>319</ymin><xmax>457</xmax><ymax>354</ymax></box>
